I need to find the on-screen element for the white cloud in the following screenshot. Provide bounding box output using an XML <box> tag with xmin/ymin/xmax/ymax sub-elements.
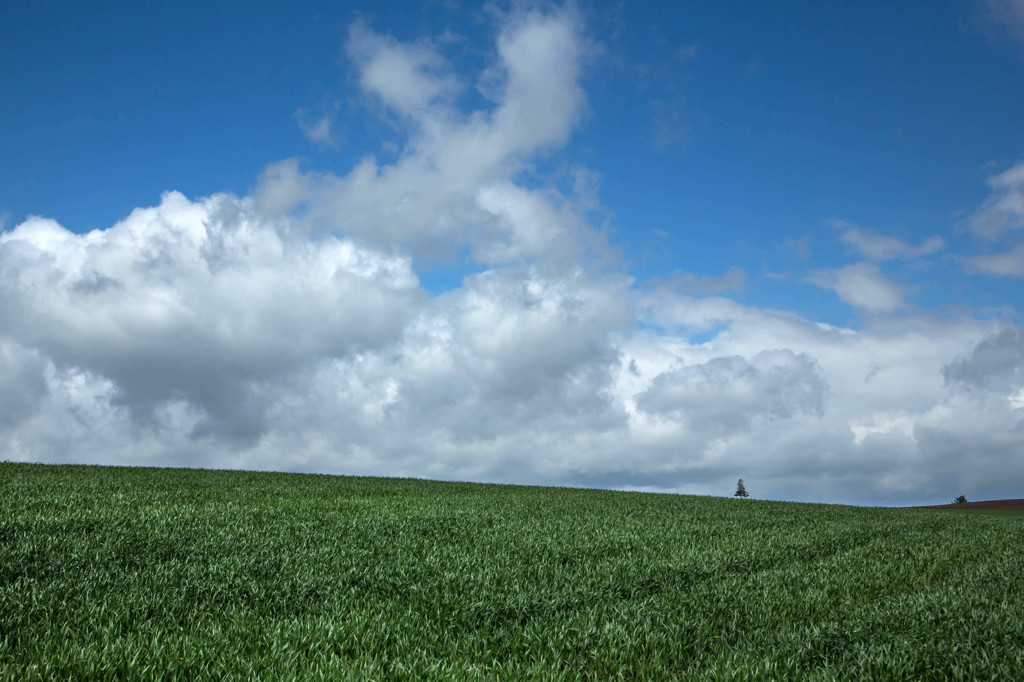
<box><xmin>0</xmin><ymin>191</ymin><xmax>421</xmax><ymax>443</ymax></box>
<box><xmin>346</xmin><ymin>21</ymin><xmax>461</xmax><ymax>125</ymax></box>
<box><xmin>807</xmin><ymin>262</ymin><xmax>907</xmax><ymax>312</ymax></box>
<box><xmin>837</xmin><ymin>221</ymin><xmax>944</xmax><ymax>261</ymax></box>
<box><xmin>619</xmin><ymin>290</ymin><xmax>1017</xmax><ymax>501</ymax></box>
<box><xmin>961</xmin><ymin>162</ymin><xmax>1024</xmax><ymax>277</ymax></box>
<box><xmin>0</xmin><ymin>341</ymin><xmax>48</xmax><ymax>428</ymax></box>
<box><xmin>2</xmin><ymin>207</ymin><xmax>1020</xmax><ymax>503</ymax></box>
<box><xmin>964</xmin><ymin>239</ymin><xmax>1024</xmax><ymax>277</ymax></box>
<box><xmin>295</xmin><ymin>104</ymin><xmax>341</xmax><ymax>147</ymax></box>
<box><xmin>635</xmin><ymin>350</ymin><xmax>826</xmax><ymax>437</ymax></box>
<box><xmin>966</xmin><ymin>162</ymin><xmax>1024</xmax><ymax>239</ymax></box>
<box><xmin>254</xmin><ymin>8</ymin><xmax>591</xmax><ymax>267</ymax></box>
<box><xmin>253</xmin><ymin>159</ymin><xmax>312</xmax><ymax>217</ymax></box>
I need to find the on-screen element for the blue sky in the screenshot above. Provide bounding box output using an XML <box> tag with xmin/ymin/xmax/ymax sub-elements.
<box><xmin>1</xmin><ymin>1</ymin><xmax>1023</xmax><ymax>504</ymax></box>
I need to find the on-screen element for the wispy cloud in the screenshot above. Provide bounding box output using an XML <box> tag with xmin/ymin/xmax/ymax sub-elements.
<box><xmin>965</xmin><ymin>239</ymin><xmax>1024</xmax><ymax>277</ymax></box>
<box><xmin>985</xmin><ymin>0</ymin><xmax>1024</xmax><ymax>43</ymax></box>
<box><xmin>346</xmin><ymin>20</ymin><xmax>461</xmax><ymax>124</ymax></box>
<box><xmin>960</xmin><ymin>161</ymin><xmax>1024</xmax><ymax>277</ymax></box>
<box><xmin>965</xmin><ymin>162</ymin><xmax>1024</xmax><ymax>239</ymax></box>
<box><xmin>837</xmin><ymin>221</ymin><xmax>944</xmax><ymax>261</ymax></box>
<box><xmin>648</xmin><ymin>267</ymin><xmax>747</xmax><ymax>295</ymax></box>
<box><xmin>807</xmin><ymin>262</ymin><xmax>906</xmax><ymax>312</ymax></box>
<box><xmin>295</xmin><ymin>104</ymin><xmax>341</xmax><ymax>147</ymax></box>
<box><xmin>676</xmin><ymin>43</ymin><xmax>699</xmax><ymax>62</ymax></box>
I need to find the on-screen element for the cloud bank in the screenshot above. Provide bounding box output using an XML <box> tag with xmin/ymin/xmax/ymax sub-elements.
<box><xmin>2</xmin><ymin>8</ymin><xmax>1022</xmax><ymax>505</ymax></box>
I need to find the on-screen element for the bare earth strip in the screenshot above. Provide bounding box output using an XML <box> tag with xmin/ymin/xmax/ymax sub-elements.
<box><xmin>913</xmin><ymin>499</ymin><xmax>1024</xmax><ymax>510</ymax></box>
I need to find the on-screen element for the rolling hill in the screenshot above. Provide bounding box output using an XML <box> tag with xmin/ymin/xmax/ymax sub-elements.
<box><xmin>2</xmin><ymin>462</ymin><xmax>1022</xmax><ymax>680</ymax></box>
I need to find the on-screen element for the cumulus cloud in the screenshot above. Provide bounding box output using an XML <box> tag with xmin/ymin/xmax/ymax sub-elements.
<box><xmin>0</xmin><ymin>193</ymin><xmax>421</xmax><ymax>443</ymax></box>
<box><xmin>0</xmin><ymin>342</ymin><xmax>48</xmax><ymax>427</ymax></box>
<box><xmin>0</xmin><ymin>6</ymin><xmax>610</xmax><ymax>468</ymax></box>
<box><xmin>807</xmin><ymin>262</ymin><xmax>907</xmax><ymax>312</ymax></box>
<box><xmin>945</xmin><ymin>328</ymin><xmax>1024</xmax><ymax>392</ymax></box>
<box><xmin>636</xmin><ymin>350</ymin><xmax>825</xmax><ymax>437</ymax></box>
<box><xmin>2</xmin><ymin>7</ymin><xmax>1022</xmax><ymax>506</ymax></box>
<box><xmin>620</xmin><ymin>290</ymin><xmax>1020</xmax><ymax>502</ymax></box>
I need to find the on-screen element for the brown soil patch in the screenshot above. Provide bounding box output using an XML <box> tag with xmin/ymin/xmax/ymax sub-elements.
<box><xmin>913</xmin><ymin>499</ymin><xmax>1024</xmax><ymax>510</ymax></box>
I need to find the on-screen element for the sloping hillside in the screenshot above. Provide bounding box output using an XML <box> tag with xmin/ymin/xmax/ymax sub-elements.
<box><xmin>2</xmin><ymin>462</ymin><xmax>1023</xmax><ymax>680</ymax></box>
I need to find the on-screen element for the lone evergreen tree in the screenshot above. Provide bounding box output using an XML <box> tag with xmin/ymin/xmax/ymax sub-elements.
<box><xmin>953</xmin><ymin>495</ymin><xmax>967</xmax><ymax>504</ymax></box>
<box><xmin>734</xmin><ymin>479</ymin><xmax>749</xmax><ymax>498</ymax></box>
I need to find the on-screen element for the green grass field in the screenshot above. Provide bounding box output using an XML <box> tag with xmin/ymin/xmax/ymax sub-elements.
<box><xmin>927</xmin><ymin>507</ymin><xmax>1024</xmax><ymax>518</ymax></box>
<box><xmin>2</xmin><ymin>462</ymin><xmax>1022</xmax><ymax>681</ymax></box>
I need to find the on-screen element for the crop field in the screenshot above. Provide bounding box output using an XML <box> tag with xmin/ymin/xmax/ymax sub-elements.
<box><xmin>1</xmin><ymin>463</ymin><xmax>1022</xmax><ymax>680</ymax></box>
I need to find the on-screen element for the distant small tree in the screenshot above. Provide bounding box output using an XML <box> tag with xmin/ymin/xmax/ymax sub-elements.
<box><xmin>734</xmin><ymin>479</ymin><xmax>749</xmax><ymax>498</ymax></box>
<box><xmin>953</xmin><ymin>495</ymin><xmax>967</xmax><ymax>504</ymax></box>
